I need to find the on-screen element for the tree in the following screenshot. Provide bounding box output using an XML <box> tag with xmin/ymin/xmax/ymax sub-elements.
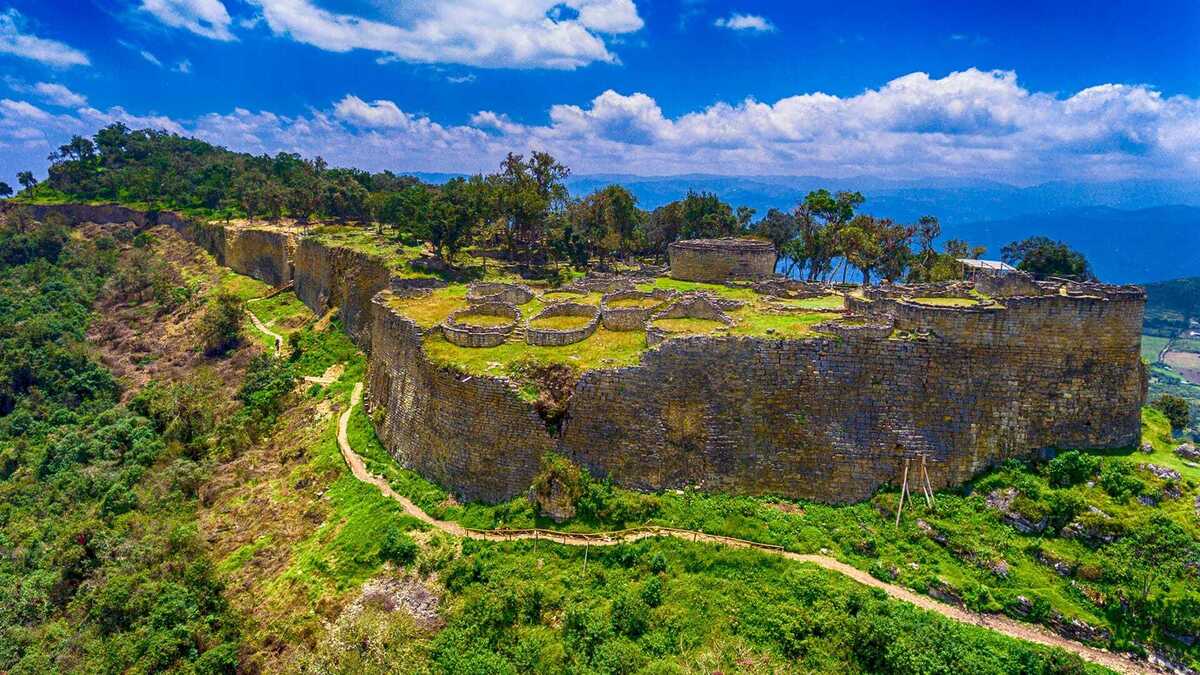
<box><xmin>568</xmin><ymin>184</ymin><xmax>642</xmax><ymax>262</ymax></box>
<box><xmin>199</xmin><ymin>291</ymin><xmax>244</xmax><ymax>356</ymax></box>
<box><xmin>380</xmin><ymin>184</ymin><xmax>435</xmax><ymax>241</ymax></box>
<box><xmin>945</xmin><ymin>239</ymin><xmax>986</xmax><ymax>260</ymax></box>
<box><xmin>754</xmin><ymin>208</ymin><xmax>797</xmax><ymax>271</ymax></box>
<box><xmin>0</xmin><ymin>181</ymin><xmax>12</xmax><ymax>198</ymax></box>
<box><xmin>494</xmin><ymin>151</ymin><xmax>570</xmax><ymax>257</ymax></box>
<box><xmin>793</xmin><ymin>189</ymin><xmax>864</xmax><ymax>281</ymax></box>
<box><xmin>430</xmin><ymin>176</ymin><xmax>487</xmax><ymax>260</ymax></box>
<box><xmin>17</xmin><ymin>171</ymin><xmax>37</xmax><ymax>192</ymax></box>
<box><xmin>908</xmin><ymin>215</ymin><xmax>942</xmax><ymax>281</ymax></box>
<box><xmin>1152</xmin><ymin>394</ymin><xmax>1190</xmax><ymax>433</ymax></box>
<box><xmin>1001</xmin><ymin>236</ymin><xmax>1094</xmax><ymax>280</ymax></box>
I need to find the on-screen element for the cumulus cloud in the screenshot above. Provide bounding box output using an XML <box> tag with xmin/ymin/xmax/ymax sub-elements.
<box><xmin>714</xmin><ymin>13</ymin><xmax>776</xmax><ymax>32</ymax></box>
<box><xmin>246</xmin><ymin>0</ymin><xmax>643</xmax><ymax>69</ymax></box>
<box><xmin>0</xmin><ymin>9</ymin><xmax>90</xmax><ymax>67</ymax></box>
<box><xmin>140</xmin><ymin>0</ymin><xmax>236</xmax><ymax>41</ymax></box>
<box><xmin>332</xmin><ymin>95</ymin><xmax>410</xmax><ymax>129</ymax></box>
<box><xmin>32</xmin><ymin>82</ymin><xmax>87</xmax><ymax>107</ymax></box>
<box><xmin>3</xmin><ymin>68</ymin><xmax>1199</xmax><ymax>185</ymax></box>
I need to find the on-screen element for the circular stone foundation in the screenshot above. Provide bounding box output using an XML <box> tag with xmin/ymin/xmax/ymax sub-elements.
<box><xmin>466</xmin><ymin>282</ymin><xmax>534</xmax><ymax>305</ymax></box>
<box><xmin>668</xmin><ymin>238</ymin><xmax>776</xmax><ymax>282</ymax></box>
<box><xmin>525</xmin><ymin>302</ymin><xmax>600</xmax><ymax>346</ymax></box>
<box><xmin>442</xmin><ymin>301</ymin><xmax>520</xmax><ymax>347</ymax></box>
<box><xmin>645</xmin><ymin>296</ymin><xmax>734</xmax><ymax>346</ymax></box>
<box><xmin>600</xmin><ymin>289</ymin><xmax>675</xmax><ymax>331</ymax></box>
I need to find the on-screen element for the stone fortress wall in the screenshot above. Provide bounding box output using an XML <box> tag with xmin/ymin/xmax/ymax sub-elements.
<box><xmin>14</xmin><ymin>203</ymin><xmax>1148</xmax><ymax>505</ymax></box>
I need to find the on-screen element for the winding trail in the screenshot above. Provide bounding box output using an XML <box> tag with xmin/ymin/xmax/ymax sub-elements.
<box><xmin>245</xmin><ymin>304</ymin><xmax>284</xmax><ymax>356</ymax></box>
<box><xmin>335</xmin><ymin>382</ymin><xmax>1153</xmax><ymax>675</ymax></box>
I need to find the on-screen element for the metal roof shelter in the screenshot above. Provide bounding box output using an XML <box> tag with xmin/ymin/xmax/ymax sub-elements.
<box><xmin>957</xmin><ymin>258</ymin><xmax>1018</xmax><ymax>280</ymax></box>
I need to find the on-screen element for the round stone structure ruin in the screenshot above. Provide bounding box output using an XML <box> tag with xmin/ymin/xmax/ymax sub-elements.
<box><xmin>668</xmin><ymin>237</ymin><xmax>776</xmax><ymax>282</ymax></box>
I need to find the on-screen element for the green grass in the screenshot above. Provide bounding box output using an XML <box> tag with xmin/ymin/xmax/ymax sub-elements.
<box><xmin>910</xmin><ymin>296</ymin><xmax>980</xmax><ymax>307</ymax></box>
<box><xmin>607</xmin><ymin>296</ymin><xmax>664</xmax><ymax>309</ymax></box>
<box><xmin>218</xmin><ymin>268</ymin><xmax>272</xmax><ymax>301</ymax></box>
<box><xmin>456</xmin><ymin>313</ymin><xmax>516</xmax><ymax>328</ymax></box>
<box><xmin>423</xmin><ymin>327</ymin><xmax>647</xmax><ymax>374</ymax></box>
<box><xmin>1142</xmin><ymin>335</ymin><xmax>1170</xmax><ymax>364</ymax></box>
<box><xmin>530</xmin><ymin>314</ymin><xmax>595</xmax><ymax>330</ymax></box>
<box><xmin>651</xmin><ymin>317</ymin><xmax>727</xmax><ymax>334</ymax></box>
<box><xmin>245</xmin><ymin>290</ymin><xmax>313</xmax><ymax>350</ymax></box>
<box><xmin>637</xmin><ymin>277</ymin><xmax>760</xmax><ymax>302</ymax></box>
<box><xmin>308</xmin><ymin>226</ymin><xmax>439</xmax><ymax>278</ymax></box>
<box><xmin>728</xmin><ymin>308</ymin><xmax>829</xmax><ymax>339</ymax></box>
<box><xmin>357</xmin><ymin>403</ymin><xmax>1199</xmax><ymax>664</ymax></box>
<box><xmin>773</xmin><ymin>294</ymin><xmax>846</xmax><ymax>311</ymax></box>
<box><xmin>387</xmin><ymin>285</ymin><xmax>470</xmax><ymax>328</ymax></box>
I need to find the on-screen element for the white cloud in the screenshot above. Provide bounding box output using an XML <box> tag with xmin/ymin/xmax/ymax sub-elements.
<box><xmin>175</xmin><ymin>59</ymin><xmax>193</xmax><ymax>73</ymax></box>
<box><xmin>3</xmin><ymin>68</ymin><xmax>1199</xmax><ymax>186</ymax></box>
<box><xmin>333</xmin><ymin>95</ymin><xmax>409</xmax><ymax>129</ymax></box>
<box><xmin>33</xmin><ymin>82</ymin><xmax>87</xmax><ymax>107</ymax></box>
<box><xmin>140</xmin><ymin>0</ymin><xmax>236</xmax><ymax>41</ymax></box>
<box><xmin>714</xmin><ymin>13</ymin><xmax>775</xmax><ymax>33</ymax></box>
<box><xmin>447</xmin><ymin>74</ymin><xmax>476</xmax><ymax>84</ymax></box>
<box><xmin>245</xmin><ymin>0</ymin><xmax>643</xmax><ymax>69</ymax></box>
<box><xmin>118</xmin><ymin>39</ymin><xmax>165</xmax><ymax>67</ymax></box>
<box><xmin>139</xmin><ymin>49</ymin><xmax>164</xmax><ymax>67</ymax></box>
<box><xmin>0</xmin><ymin>10</ymin><xmax>90</xmax><ymax>67</ymax></box>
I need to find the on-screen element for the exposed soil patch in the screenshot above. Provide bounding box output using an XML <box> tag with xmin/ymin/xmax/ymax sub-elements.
<box><xmin>87</xmin><ymin>225</ymin><xmax>260</xmax><ymax>399</ymax></box>
<box><xmin>1163</xmin><ymin>350</ymin><xmax>1200</xmax><ymax>385</ymax></box>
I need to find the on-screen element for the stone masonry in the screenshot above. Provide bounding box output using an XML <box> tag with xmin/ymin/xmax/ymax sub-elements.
<box><xmin>669</xmin><ymin>238</ymin><xmax>776</xmax><ymax>282</ymax></box>
<box><xmin>20</xmin><ymin>203</ymin><xmax>1148</xmax><ymax>505</ymax></box>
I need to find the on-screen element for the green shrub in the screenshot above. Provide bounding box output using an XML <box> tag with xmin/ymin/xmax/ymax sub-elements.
<box><xmin>640</xmin><ymin>577</ymin><xmax>663</xmax><ymax>608</ymax></box>
<box><xmin>1045</xmin><ymin>490</ymin><xmax>1086</xmax><ymax>531</ymax></box>
<box><xmin>199</xmin><ymin>290</ymin><xmax>243</xmax><ymax>356</ymax></box>
<box><xmin>378</xmin><ymin>526</ymin><xmax>418</xmax><ymax>566</ymax></box>
<box><xmin>611</xmin><ymin>592</ymin><xmax>650</xmax><ymax>637</ymax></box>
<box><xmin>1099</xmin><ymin>460</ymin><xmax>1144</xmax><ymax>503</ymax></box>
<box><xmin>1046</xmin><ymin>451</ymin><xmax>1098</xmax><ymax>487</ymax></box>
<box><xmin>1151</xmin><ymin>394</ymin><xmax>1190</xmax><ymax>432</ymax></box>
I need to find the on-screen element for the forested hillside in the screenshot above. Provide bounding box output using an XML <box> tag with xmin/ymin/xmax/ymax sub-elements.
<box><xmin>1145</xmin><ymin>277</ymin><xmax>1200</xmax><ymax>337</ymax></box>
<box><xmin>18</xmin><ymin>124</ymin><xmax>1066</xmax><ymax>286</ymax></box>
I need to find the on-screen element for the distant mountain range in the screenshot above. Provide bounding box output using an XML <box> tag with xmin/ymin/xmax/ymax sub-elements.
<box><xmin>411</xmin><ymin>173</ymin><xmax>1200</xmax><ymax>284</ymax></box>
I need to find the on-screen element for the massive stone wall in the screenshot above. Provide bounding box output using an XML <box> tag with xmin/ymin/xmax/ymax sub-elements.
<box><xmin>1</xmin><ymin>203</ymin><xmax>296</xmax><ymax>289</ymax></box>
<box><xmin>367</xmin><ymin>296</ymin><xmax>555</xmax><ymax>502</ymax></box>
<box><xmin>364</xmin><ymin>284</ymin><xmax>1144</xmax><ymax>503</ymax></box>
<box><xmin>293</xmin><ymin>238</ymin><xmax>391</xmax><ymax>348</ymax></box>
<box><xmin>15</xmin><ymin>203</ymin><xmax>1147</xmax><ymax>505</ymax></box>
<box><xmin>561</xmin><ymin>296</ymin><xmax>1145</xmax><ymax>501</ymax></box>
<box><xmin>222</xmin><ymin>227</ymin><xmax>294</xmax><ymax>287</ymax></box>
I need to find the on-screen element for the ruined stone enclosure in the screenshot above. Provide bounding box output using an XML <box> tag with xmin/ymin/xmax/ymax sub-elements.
<box><xmin>669</xmin><ymin>237</ymin><xmax>776</xmax><ymax>282</ymax></box>
<box><xmin>22</xmin><ymin>204</ymin><xmax>1148</xmax><ymax>506</ymax></box>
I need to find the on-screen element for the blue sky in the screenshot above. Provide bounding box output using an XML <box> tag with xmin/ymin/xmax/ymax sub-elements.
<box><xmin>0</xmin><ymin>0</ymin><xmax>1198</xmax><ymax>186</ymax></box>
